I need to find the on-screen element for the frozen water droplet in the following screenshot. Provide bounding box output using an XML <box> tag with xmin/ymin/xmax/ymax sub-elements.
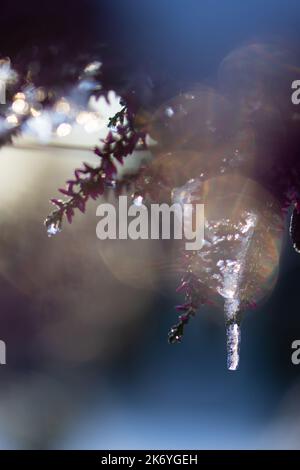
<box><xmin>84</xmin><ymin>61</ymin><xmax>102</xmax><ymax>75</ymax></box>
<box><xmin>47</xmin><ymin>221</ymin><xmax>62</xmax><ymax>237</ymax></box>
<box><xmin>133</xmin><ymin>195</ymin><xmax>144</xmax><ymax>206</ymax></box>
<box><xmin>110</xmin><ymin>125</ymin><xmax>119</xmax><ymax>134</ymax></box>
<box><xmin>165</xmin><ymin>107</ymin><xmax>174</xmax><ymax>118</ymax></box>
<box><xmin>105</xmin><ymin>180</ymin><xmax>117</xmax><ymax>189</ymax></box>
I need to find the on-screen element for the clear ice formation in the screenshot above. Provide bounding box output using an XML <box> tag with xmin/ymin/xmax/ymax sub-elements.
<box><xmin>172</xmin><ymin>175</ymin><xmax>281</xmax><ymax>370</ymax></box>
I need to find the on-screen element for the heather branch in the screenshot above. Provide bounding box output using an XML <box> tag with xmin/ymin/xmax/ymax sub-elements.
<box><xmin>45</xmin><ymin>105</ymin><xmax>146</xmax><ymax>235</ymax></box>
<box><xmin>168</xmin><ymin>273</ymin><xmax>208</xmax><ymax>343</ymax></box>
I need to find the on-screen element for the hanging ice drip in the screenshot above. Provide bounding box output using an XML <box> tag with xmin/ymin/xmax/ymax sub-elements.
<box><xmin>172</xmin><ymin>174</ymin><xmax>283</xmax><ymax>370</ymax></box>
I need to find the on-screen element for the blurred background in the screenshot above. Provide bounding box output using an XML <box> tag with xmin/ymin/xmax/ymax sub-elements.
<box><xmin>0</xmin><ymin>0</ymin><xmax>300</xmax><ymax>450</ymax></box>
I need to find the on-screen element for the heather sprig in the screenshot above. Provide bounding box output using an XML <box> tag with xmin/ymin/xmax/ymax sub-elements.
<box><xmin>45</xmin><ymin>105</ymin><xmax>146</xmax><ymax>236</ymax></box>
<box><xmin>168</xmin><ymin>272</ymin><xmax>208</xmax><ymax>344</ymax></box>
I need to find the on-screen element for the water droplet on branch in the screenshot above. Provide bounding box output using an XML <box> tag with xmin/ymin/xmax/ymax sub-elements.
<box><xmin>46</xmin><ymin>220</ymin><xmax>62</xmax><ymax>237</ymax></box>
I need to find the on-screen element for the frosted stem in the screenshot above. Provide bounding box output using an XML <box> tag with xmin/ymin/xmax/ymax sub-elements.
<box><xmin>224</xmin><ymin>298</ymin><xmax>241</xmax><ymax>371</ymax></box>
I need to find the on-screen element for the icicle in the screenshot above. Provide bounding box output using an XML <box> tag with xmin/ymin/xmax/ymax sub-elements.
<box><xmin>220</xmin><ymin>212</ymin><xmax>257</xmax><ymax>370</ymax></box>
<box><xmin>224</xmin><ymin>298</ymin><xmax>241</xmax><ymax>370</ymax></box>
<box><xmin>172</xmin><ymin>175</ymin><xmax>283</xmax><ymax>369</ymax></box>
<box><xmin>226</xmin><ymin>323</ymin><xmax>241</xmax><ymax>370</ymax></box>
